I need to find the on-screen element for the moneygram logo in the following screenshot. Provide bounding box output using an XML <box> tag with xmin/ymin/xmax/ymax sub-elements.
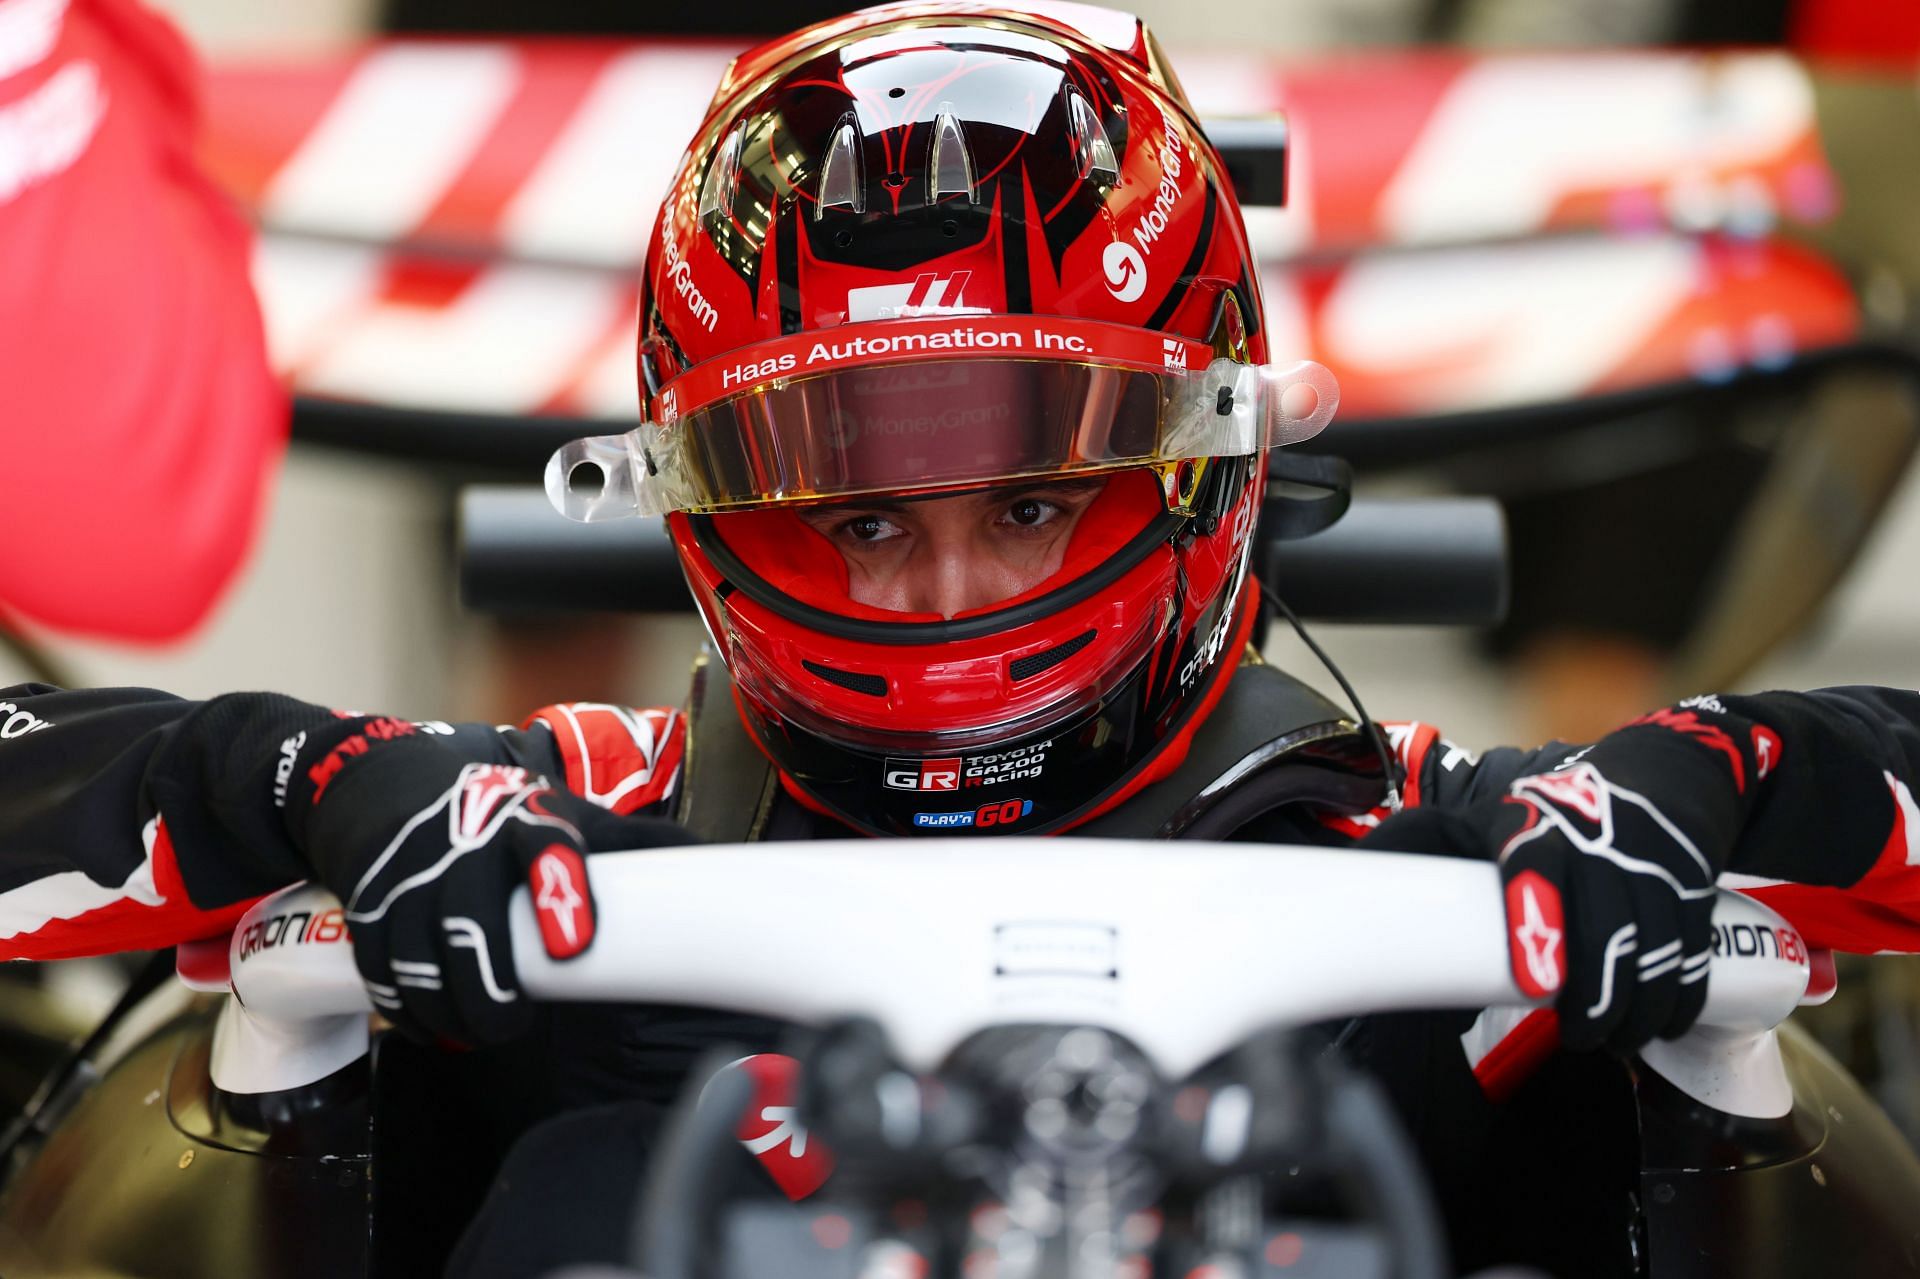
<box><xmin>827</xmin><ymin>398</ymin><xmax>1010</xmax><ymax>449</ymax></box>
<box><xmin>1103</xmin><ymin>242</ymin><xmax>1146</xmax><ymax>303</ymax></box>
<box><xmin>1130</xmin><ymin>118</ymin><xmax>1186</xmax><ymax>251</ymax></box>
<box><xmin>660</xmin><ymin>235</ymin><xmax>719</xmax><ymax>333</ymax></box>
<box><xmin>1106</xmin><ymin>114</ymin><xmax>1188</xmax><ymax>303</ymax></box>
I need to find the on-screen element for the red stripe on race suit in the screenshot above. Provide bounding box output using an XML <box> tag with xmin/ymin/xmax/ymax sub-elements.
<box><xmin>1466</xmin><ymin>778</ymin><xmax>1916</xmax><ymax>1096</ymax></box>
<box><xmin>1737</xmin><ymin>886</ymin><xmax>1920</xmax><ymax>955</ymax></box>
<box><xmin>1312</xmin><ymin>720</ymin><xmax>1443</xmax><ymax>838</ymax></box>
<box><xmin>1632</xmin><ymin>707</ymin><xmax>1747</xmax><ymax>792</ymax></box>
<box><xmin>1465</xmin><ymin>1007</ymin><xmax>1560</xmax><ymax>1103</ymax></box>
<box><xmin>526</xmin><ymin>703</ymin><xmax>686</xmax><ymax>815</ymax></box>
<box><xmin>1739</xmin><ymin>772</ymin><xmax>1920</xmax><ymax>954</ymax></box>
<box><xmin>1394</xmin><ymin>722</ymin><xmax>1440</xmax><ymax>808</ymax></box>
<box><xmin>0</xmin><ymin>817</ymin><xmax>259</xmax><ymax>961</ymax></box>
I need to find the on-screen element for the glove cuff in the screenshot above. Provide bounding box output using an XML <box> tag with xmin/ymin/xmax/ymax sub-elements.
<box><xmin>1569</xmin><ymin>698</ymin><xmax>1773</xmax><ymax>878</ymax></box>
<box><xmin>147</xmin><ymin>693</ymin><xmax>346</xmax><ymax>908</ymax></box>
<box><xmin>281</xmin><ymin>716</ymin><xmax>446</xmax><ymax>879</ymax></box>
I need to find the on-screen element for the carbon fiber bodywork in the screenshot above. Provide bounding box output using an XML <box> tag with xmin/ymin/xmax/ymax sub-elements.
<box><xmin>0</xmin><ymin>996</ymin><xmax>370</xmax><ymax>1278</ymax></box>
<box><xmin>1639</xmin><ymin>1021</ymin><xmax>1920</xmax><ymax>1275</ymax></box>
<box><xmin>0</xmin><ymin>923</ymin><xmax>1912</xmax><ymax>1276</ymax></box>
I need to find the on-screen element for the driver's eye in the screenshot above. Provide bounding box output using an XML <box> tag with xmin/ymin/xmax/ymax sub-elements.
<box><xmin>1007</xmin><ymin>499</ymin><xmax>1047</xmax><ymax>526</ymax></box>
<box><xmin>847</xmin><ymin>516</ymin><xmax>890</xmax><ymax>541</ymax></box>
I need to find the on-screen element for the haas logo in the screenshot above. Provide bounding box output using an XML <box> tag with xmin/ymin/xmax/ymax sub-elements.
<box><xmin>1103</xmin><ymin>242</ymin><xmax>1146</xmax><ymax>302</ymax></box>
<box><xmin>848</xmin><ymin>271</ymin><xmax>982</xmax><ymax>321</ymax></box>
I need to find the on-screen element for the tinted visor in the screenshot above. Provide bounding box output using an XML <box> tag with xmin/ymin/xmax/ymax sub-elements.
<box><xmin>691</xmin><ymin>360</ymin><xmax>1157</xmax><ymax>508</ymax></box>
<box><xmin>548</xmin><ymin>356</ymin><xmax>1335</xmax><ymax>522</ymax></box>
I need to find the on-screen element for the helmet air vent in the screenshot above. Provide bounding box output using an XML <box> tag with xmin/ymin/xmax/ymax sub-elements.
<box><xmin>1008</xmin><ymin>629</ymin><xmax>1098</xmax><ymax>681</ymax></box>
<box><xmin>929</xmin><ymin>104</ymin><xmax>978</xmax><ymax>203</ymax></box>
<box><xmin>1065</xmin><ymin>88</ymin><xmax>1118</xmax><ymax>184</ymax></box>
<box><xmin>816</xmin><ymin>113</ymin><xmax>866</xmax><ymax>219</ymax></box>
<box><xmin>802</xmin><ymin>659</ymin><xmax>888</xmax><ymax>697</ymax></box>
<box><xmin>699</xmin><ymin>123</ymin><xmax>744</xmax><ymax>224</ymax></box>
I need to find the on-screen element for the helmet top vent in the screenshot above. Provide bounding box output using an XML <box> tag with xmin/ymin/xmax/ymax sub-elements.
<box><xmin>816</xmin><ymin>112</ymin><xmax>866</xmax><ymax>219</ymax></box>
<box><xmin>699</xmin><ymin>123</ymin><xmax>745</xmax><ymax>225</ymax></box>
<box><xmin>1065</xmin><ymin>86</ymin><xmax>1118</xmax><ymax>185</ymax></box>
<box><xmin>929</xmin><ymin>104</ymin><xmax>978</xmax><ymax>204</ymax></box>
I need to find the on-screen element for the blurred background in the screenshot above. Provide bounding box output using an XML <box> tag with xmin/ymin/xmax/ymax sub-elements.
<box><xmin>6</xmin><ymin>0</ymin><xmax>1920</xmax><ymax>1120</ymax></box>
<box><xmin>10</xmin><ymin>0</ymin><xmax>1918</xmax><ymax>745</ymax></box>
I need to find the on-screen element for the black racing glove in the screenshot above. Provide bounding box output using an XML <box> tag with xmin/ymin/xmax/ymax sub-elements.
<box><xmin>282</xmin><ymin>717</ymin><xmax>692</xmax><ymax>1045</ymax></box>
<box><xmin>1367</xmin><ymin>702</ymin><xmax>1778</xmax><ymax>1054</ymax></box>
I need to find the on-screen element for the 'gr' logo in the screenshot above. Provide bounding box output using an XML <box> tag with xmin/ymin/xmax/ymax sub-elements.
<box><xmin>884</xmin><ymin>757</ymin><xmax>961</xmax><ymax>791</ymax></box>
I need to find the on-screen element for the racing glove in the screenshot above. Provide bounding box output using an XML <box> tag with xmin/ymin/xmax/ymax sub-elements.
<box><xmin>280</xmin><ymin>716</ymin><xmax>692</xmax><ymax>1046</ymax></box>
<box><xmin>1367</xmin><ymin>699</ymin><xmax>1782</xmax><ymax>1054</ymax></box>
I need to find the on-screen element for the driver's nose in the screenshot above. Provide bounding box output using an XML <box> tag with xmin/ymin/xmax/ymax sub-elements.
<box><xmin>902</xmin><ymin>536</ymin><xmax>1002</xmax><ymax>619</ymax></box>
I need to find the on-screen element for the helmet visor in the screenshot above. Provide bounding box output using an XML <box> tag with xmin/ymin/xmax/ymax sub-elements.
<box><xmin>548</xmin><ymin>352</ymin><xmax>1336</xmax><ymax>522</ymax></box>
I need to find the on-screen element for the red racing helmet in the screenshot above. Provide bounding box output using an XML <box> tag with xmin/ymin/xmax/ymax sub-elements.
<box><xmin>548</xmin><ymin>2</ymin><xmax>1337</xmax><ymax>835</ymax></box>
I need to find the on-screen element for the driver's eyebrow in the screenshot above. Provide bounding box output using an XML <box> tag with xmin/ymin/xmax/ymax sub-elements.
<box><xmin>960</xmin><ymin>475</ymin><xmax>1108</xmax><ymax>501</ymax></box>
<box><xmin>797</xmin><ymin>499</ymin><xmax>910</xmax><ymax>520</ymax></box>
<box><xmin>799</xmin><ymin>477</ymin><xmax>1106</xmax><ymax>520</ymax></box>
<box><xmin>969</xmin><ymin>477</ymin><xmax>1107</xmax><ymax>507</ymax></box>
<box><xmin>997</xmin><ymin>476</ymin><xmax>1105</xmax><ymax>496</ymax></box>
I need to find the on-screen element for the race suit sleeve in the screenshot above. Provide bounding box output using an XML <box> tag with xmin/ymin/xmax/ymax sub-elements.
<box><xmin>518</xmin><ymin>702</ymin><xmax>686</xmax><ymax>816</ymax></box>
<box><xmin>1405</xmin><ymin>686</ymin><xmax>1920</xmax><ymax>953</ymax></box>
<box><xmin>0</xmin><ymin>683</ymin><xmax>575</xmax><ymax>959</ymax></box>
<box><xmin>0</xmin><ymin>0</ymin><xmax>286</xmax><ymax>640</ymax></box>
<box><xmin>1332</xmin><ymin>688</ymin><xmax>1920</xmax><ymax>1098</ymax></box>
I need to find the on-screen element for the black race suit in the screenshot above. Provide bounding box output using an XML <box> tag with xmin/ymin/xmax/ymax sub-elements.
<box><xmin>2</xmin><ymin>670</ymin><xmax>1918</xmax><ymax>1274</ymax></box>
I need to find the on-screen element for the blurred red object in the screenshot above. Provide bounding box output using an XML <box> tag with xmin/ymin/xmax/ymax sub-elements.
<box><xmin>1791</xmin><ymin>0</ymin><xmax>1920</xmax><ymax>70</ymax></box>
<box><xmin>0</xmin><ymin>0</ymin><xmax>286</xmax><ymax>642</ymax></box>
<box><xmin>200</xmin><ymin>42</ymin><xmax>1837</xmax><ymax>265</ymax></box>
<box><xmin>193</xmin><ymin>40</ymin><xmax>1855</xmax><ymax>426</ymax></box>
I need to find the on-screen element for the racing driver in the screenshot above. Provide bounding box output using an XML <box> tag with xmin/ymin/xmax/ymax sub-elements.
<box><xmin>2</xmin><ymin>4</ymin><xmax>1920</xmax><ymax>1273</ymax></box>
